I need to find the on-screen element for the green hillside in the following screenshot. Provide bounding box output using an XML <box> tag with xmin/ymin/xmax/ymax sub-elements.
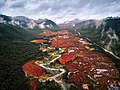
<box><xmin>0</xmin><ymin>23</ymin><xmax>34</xmax><ymax>41</ymax></box>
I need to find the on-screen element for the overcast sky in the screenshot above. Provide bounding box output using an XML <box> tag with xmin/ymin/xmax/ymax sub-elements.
<box><xmin>0</xmin><ymin>0</ymin><xmax>120</xmax><ymax>23</ymax></box>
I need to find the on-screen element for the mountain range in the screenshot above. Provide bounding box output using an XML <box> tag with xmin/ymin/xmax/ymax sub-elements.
<box><xmin>0</xmin><ymin>14</ymin><xmax>58</xmax><ymax>29</ymax></box>
<box><xmin>0</xmin><ymin>14</ymin><xmax>120</xmax><ymax>57</ymax></box>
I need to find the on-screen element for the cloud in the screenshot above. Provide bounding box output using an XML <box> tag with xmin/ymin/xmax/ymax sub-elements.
<box><xmin>0</xmin><ymin>0</ymin><xmax>6</xmax><ymax>8</ymax></box>
<box><xmin>10</xmin><ymin>1</ymin><xmax>26</xmax><ymax>8</ymax></box>
<box><xmin>0</xmin><ymin>0</ymin><xmax>120</xmax><ymax>23</ymax></box>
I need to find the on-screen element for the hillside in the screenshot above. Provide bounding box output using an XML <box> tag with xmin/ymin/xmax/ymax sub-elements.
<box><xmin>62</xmin><ymin>17</ymin><xmax>120</xmax><ymax>57</ymax></box>
<box><xmin>0</xmin><ymin>23</ymin><xmax>35</xmax><ymax>41</ymax></box>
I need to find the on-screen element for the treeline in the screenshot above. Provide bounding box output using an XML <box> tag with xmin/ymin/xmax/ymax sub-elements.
<box><xmin>0</xmin><ymin>41</ymin><xmax>40</xmax><ymax>90</ymax></box>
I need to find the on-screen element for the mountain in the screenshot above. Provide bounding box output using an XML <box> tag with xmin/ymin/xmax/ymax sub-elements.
<box><xmin>0</xmin><ymin>14</ymin><xmax>59</xmax><ymax>42</ymax></box>
<box><xmin>72</xmin><ymin>17</ymin><xmax>120</xmax><ymax>57</ymax></box>
<box><xmin>59</xmin><ymin>18</ymin><xmax>81</xmax><ymax>29</ymax></box>
<box><xmin>0</xmin><ymin>14</ymin><xmax>58</xmax><ymax>29</ymax></box>
<box><xmin>0</xmin><ymin>14</ymin><xmax>12</xmax><ymax>23</ymax></box>
<box><xmin>75</xmin><ymin>19</ymin><xmax>102</xmax><ymax>29</ymax></box>
<box><xmin>35</xmin><ymin>19</ymin><xmax>58</xmax><ymax>29</ymax></box>
<box><xmin>1</xmin><ymin>14</ymin><xmax>120</xmax><ymax>57</ymax></box>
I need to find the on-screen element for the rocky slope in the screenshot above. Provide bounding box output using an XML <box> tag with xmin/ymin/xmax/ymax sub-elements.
<box><xmin>73</xmin><ymin>17</ymin><xmax>120</xmax><ymax>57</ymax></box>
<box><xmin>0</xmin><ymin>14</ymin><xmax>58</xmax><ymax>29</ymax></box>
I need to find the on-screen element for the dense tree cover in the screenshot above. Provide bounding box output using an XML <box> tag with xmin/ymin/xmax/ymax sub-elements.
<box><xmin>0</xmin><ymin>22</ymin><xmax>55</xmax><ymax>90</ymax></box>
<box><xmin>36</xmin><ymin>80</ymin><xmax>61</xmax><ymax>90</ymax></box>
<box><xmin>0</xmin><ymin>23</ymin><xmax>34</xmax><ymax>41</ymax></box>
<box><xmin>0</xmin><ymin>42</ymin><xmax>40</xmax><ymax>90</ymax></box>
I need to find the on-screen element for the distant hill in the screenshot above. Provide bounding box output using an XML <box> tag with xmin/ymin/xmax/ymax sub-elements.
<box><xmin>0</xmin><ymin>14</ymin><xmax>59</xmax><ymax>42</ymax></box>
<box><xmin>59</xmin><ymin>18</ymin><xmax>81</xmax><ymax>29</ymax></box>
<box><xmin>0</xmin><ymin>14</ymin><xmax>58</xmax><ymax>29</ymax></box>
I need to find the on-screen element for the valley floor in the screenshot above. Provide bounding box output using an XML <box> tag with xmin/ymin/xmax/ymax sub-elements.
<box><xmin>22</xmin><ymin>29</ymin><xmax>120</xmax><ymax>90</ymax></box>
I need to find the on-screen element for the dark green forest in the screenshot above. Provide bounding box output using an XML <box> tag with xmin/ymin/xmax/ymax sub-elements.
<box><xmin>0</xmin><ymin>23</ymin><xmax>41</xmax><ymax>90</ymax></box>
<box><xmin>0</xmin><ymin>42</ymin><xmax>40</xmax><ymax>90</ymax></box>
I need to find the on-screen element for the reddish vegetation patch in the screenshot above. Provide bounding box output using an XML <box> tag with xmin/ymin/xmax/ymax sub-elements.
<box><xmin>35</xmin><ymin>56</ymin><xmax>42</xmax><ymax>59</ymax></box>
<box><xmin>66</xmin><ymin>63</ymin><xmax>87</xmax><ymax>84</ymax></box>
<box><xmin>22</xmin><ymin>60</ymin><xmax>44</xmax><ymax>77</ymax></box>
<box><xmin>50</xmin><ymin>39</ymin><xmax>64</xmax><ymax>48</ymax></box>
<box><xmin>23</xmin><ymin>30</ymin><xmax>120</xmax><ymax>90</ymax></box>
<box><xmin>67</xmin><ymin>72</ymin><xmax>84</xmax><ymax>85</ymax></box>
<box><xmin>29</xmin><ymin>80</ymin><xmax>37</xmax><ymax>90</ymax></box>
<box><xmin>59</xmin><ymin>53</ymin><xmax>75</xmax><ymax>64</ymax></box>
<box><xmin>65</xmin><ymin>54</ymin><xmax>120</xmax><ymax>89</ymax></box>
<box><xmin>31</xmin><ymin>40</ymin><xmax>46</xmax><ymax>43</ymax></box>
<box><xmin>50</xmin><ymin>36</ymin><xmax>80</xmax><ymax>48</ymax></box>
<box><xmin>40</xmin><ymin>29</ymin><xmax>71</xmax><ymax>37</ymax></box>
<box><xmin>66</xmin><ymin>63</ymin><xmax>80</xmax><ymax>72</ymax></box>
